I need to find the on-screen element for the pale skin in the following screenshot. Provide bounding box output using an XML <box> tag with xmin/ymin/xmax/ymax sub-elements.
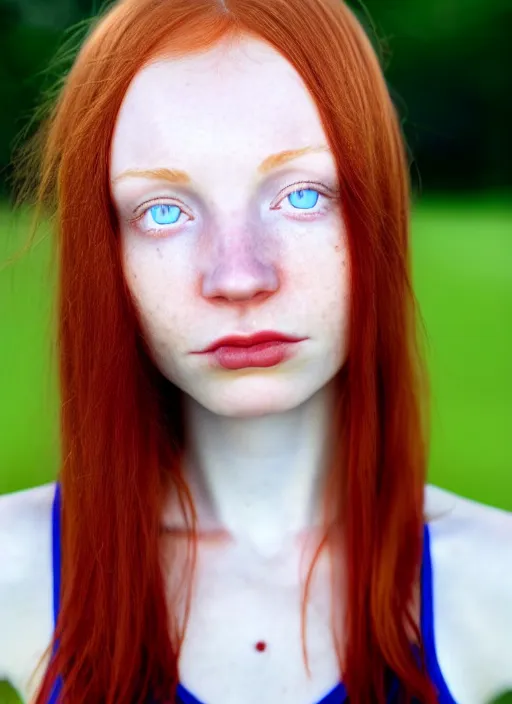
<box><xmin>111</xmin><ymin>35</ymin><xmax>349</xmax><ymax>555</ymax></box>
<box><xmin>0</xmin><ymin>35</ymin><xmax>511</xmax><ymax>704</ymax></box>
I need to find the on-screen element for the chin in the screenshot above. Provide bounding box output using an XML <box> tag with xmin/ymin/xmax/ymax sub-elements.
<box><xmin>188</xmin><ymin>374</ymin><xmax>317</xmax><ymax>418</ymax></box>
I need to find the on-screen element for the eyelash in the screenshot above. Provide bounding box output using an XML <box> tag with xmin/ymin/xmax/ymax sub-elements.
<box><xmin>129</xmin><ymin>180</ymin><xmax>336</xmax><ymax>237</ymax></box>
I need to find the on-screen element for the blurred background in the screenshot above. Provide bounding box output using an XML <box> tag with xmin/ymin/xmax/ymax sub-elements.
<box><xmin>0</xmin><ymin>0</ymin><xmax>511</xmax><ymax>702</ymax></box>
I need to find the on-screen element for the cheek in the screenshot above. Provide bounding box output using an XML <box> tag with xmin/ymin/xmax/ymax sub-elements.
<box><xmin>121</xmin><ymin>245</ymin><xmax>194</xmax><ymax>350</ymax></box>
<box><xmin>286</xmin><ymin>231</ymin><xmax>350</xmax><ymax>315</ymax></box>
<box><xmin>284</xmin><ymin>230</ymin><xmax>350</xmax><ymax>369</ymax></box>
<box><xmin>313</xmin><ymin>258</ymin><xmax>350</xmax><ymax>349</ymax></box>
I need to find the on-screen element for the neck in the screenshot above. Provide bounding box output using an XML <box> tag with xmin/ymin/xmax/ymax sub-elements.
<box><xmin>177</xmin><ymin>380</ymin><xmax>337</xmax><ymax>557</ymax></box>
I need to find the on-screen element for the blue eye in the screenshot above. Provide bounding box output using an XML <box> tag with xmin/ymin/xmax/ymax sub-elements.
<box><xmin>287</xmin><ymin>189</ymin><xmax>320</xmax><ymax>210</ymax></box>
<box><xmin>149</xmin><ymin>204</ymin><xmax>182</xmax><ymax>225</ymax></box>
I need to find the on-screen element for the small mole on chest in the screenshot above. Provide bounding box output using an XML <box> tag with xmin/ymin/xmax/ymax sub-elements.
<box><xmin>254</xmin><ymin>641</ymin><xmax>267</xmax><ymax>652</ymax></box>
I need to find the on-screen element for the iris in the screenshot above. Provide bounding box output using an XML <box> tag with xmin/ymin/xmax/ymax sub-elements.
<box><xmin>149</xmin><ymin>204</ymin><xmax>181</xmax><ymax>225</ymax></box>
<box><xmin>287</xmin><ymin>188</ymin><xmax>319</xmax><ymax>209</ymax></box>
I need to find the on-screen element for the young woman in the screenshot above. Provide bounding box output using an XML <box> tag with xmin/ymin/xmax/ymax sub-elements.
<box><xmin>0</xmin><ymin>0</ymin><xmax>511</xmax><ymax>702</ymax></box>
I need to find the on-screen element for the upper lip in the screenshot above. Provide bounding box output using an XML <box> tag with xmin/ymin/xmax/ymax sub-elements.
<box><xmin>196</xmin><ymin>331</ymin><xmax>307</xmax><ymax>353</ymax></box>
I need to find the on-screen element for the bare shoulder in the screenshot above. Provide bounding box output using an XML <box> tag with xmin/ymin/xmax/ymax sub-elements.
<box><xmin>424</xmin><ymin>483</ymin><xmax>512</xmax><ymax>702</ymax></box>
<box><xmin>425</xmin><ymin>483</ymin><xmax>512</xmax><ymax>584</ymax></box>
<box><xmin>0</xmin><ymin>483</ymin><xmax>56</xmax><ymax>579</ymax></box>
<box><xmin>0</xmin><ymin>483</ymin><xmax>56</xmax><ymax>701</ymax></box>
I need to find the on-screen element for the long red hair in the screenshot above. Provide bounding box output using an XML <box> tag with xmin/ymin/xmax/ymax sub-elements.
<box><xmin>14</xmin><ymin>0</ymin><xmax>435</xmax><ymax>702</ymax></box>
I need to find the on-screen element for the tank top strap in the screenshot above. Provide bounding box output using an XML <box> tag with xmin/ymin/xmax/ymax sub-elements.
<box><xmin>49</xmin><ymin>482</ymin><xmax>63</xmax><ymax>703</ymax></box>
<box><xmin>420</xmin><ymin>522</ymin><xmax>458</xmax><ymax>703</ymax></box>
<box><xmin>52</xmin><ymin>481</ymin><xmax>62</xmax><ymax>627</ymax></box>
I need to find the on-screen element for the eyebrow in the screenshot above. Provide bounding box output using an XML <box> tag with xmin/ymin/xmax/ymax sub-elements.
<box><xmin>112</xmin><ymin>144</ymin><xmax>331</xmax><ymax>185</ymax></box>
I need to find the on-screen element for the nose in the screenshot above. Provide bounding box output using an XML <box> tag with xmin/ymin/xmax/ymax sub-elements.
<box><xmin>201</xmin><ymin>228</ymin><xmax>279</xmax><ymax>303</ymax></box>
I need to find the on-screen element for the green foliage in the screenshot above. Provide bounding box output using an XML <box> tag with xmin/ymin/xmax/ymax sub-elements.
<box><xmin>0</xmin><ymin>0</ymin><xmax>511</xmax><ymax>196</ymax></box>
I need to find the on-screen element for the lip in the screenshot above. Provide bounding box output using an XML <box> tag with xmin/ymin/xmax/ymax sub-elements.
<box><xmin>196</xmin><ymin>331</ymin><xmax>308</xmax><ymax>354</ymax></box>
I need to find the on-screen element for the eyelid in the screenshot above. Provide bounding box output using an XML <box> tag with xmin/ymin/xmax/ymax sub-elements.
<box><xmin>130</xmin><ymin>178</ymin><xmax>338</xmax><ymax>216</ymax></box>
<box><xmin>129</xmin><ymin>196</ymin><xmax>191</xmax><ymax>221</ymax></box>
<box><xmin>271</xmin><ymin>179</ymin><xmax>338</xmax><ymax>208</ymax></box>
<box><xmin>128</xmin><ymin>179</ymin><xmax>339</xmax><ymax>235</ymax></box>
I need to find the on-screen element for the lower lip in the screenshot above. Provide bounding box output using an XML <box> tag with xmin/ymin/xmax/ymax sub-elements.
<box><xmin>210</xmin><ymin>340</ymin><xmax>301</xmax><ymax>370</ymax></box>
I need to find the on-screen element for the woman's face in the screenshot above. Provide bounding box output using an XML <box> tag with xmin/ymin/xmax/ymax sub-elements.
<box><xmin>110</xmin><ymin>35</ymin><xmax>350</xmax><ymax>418</ymax></box>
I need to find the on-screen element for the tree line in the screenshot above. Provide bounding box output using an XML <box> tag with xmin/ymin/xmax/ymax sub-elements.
<box><xmin>1</xmin><ymin>0</ymin><xmax>510</xmax><ymax>198</ymax></box>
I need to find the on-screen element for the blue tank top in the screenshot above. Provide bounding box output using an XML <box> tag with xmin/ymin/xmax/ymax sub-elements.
<box><xmin>48</xmin><ymin>482</ymin><xmax>458</xmax><ymax>703</ymax></box>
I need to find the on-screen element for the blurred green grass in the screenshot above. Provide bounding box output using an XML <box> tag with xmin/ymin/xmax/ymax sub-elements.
<box><xmin>0</xmin><ymin>197</ymin><xmax>511</xmax><ymax>702</ymax></box>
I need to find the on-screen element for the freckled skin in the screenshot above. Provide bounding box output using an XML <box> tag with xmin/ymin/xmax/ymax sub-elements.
<box><xmin>110</xmin><ymin>36</ymin><xmax>350</xmax><ymax>418</ymax></box>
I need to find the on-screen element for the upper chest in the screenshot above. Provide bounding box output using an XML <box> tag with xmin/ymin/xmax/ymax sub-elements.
<box><xmin>4</xmin><ymin>484</ymin><xmax>511</xmax><ymax>704</ymax></box>
<box><xmin>164</xmin><ymin>532</ymin><xmax>344</xmax><ymax>704</ymax></box>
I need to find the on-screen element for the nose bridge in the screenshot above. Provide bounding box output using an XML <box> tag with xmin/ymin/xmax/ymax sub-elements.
<box><xmin>216</xmin><ymin>217</ymin><xmax>261</xmax><ymax>265</ymax></box>
<box><xmin>200</xmin><ymin>212</ymin><xmax>279</xmax><ymax>301</ymax></box>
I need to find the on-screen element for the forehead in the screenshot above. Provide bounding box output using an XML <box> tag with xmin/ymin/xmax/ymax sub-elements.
<box><xmin>110</xmin><ymin>36</ymin><xmax>329</xmax><ymax>178</ymax></box>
